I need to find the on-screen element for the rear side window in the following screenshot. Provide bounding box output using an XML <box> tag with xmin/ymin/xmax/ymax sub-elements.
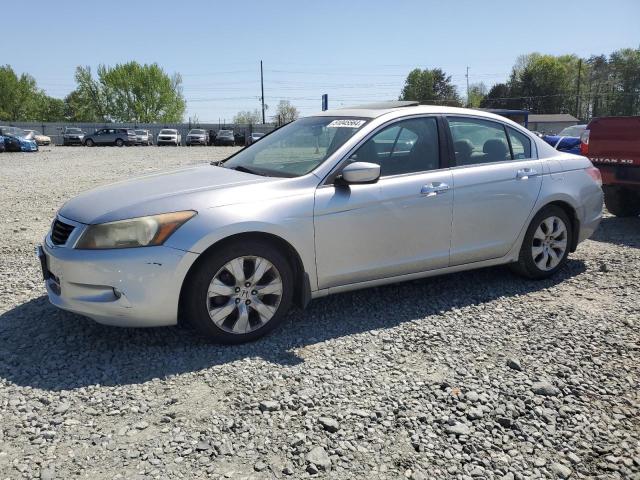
<box><xmin>507</xmin><ymin>127</ymin><xmax>532</xmax><ymax>159</ymax></box>
<box><xmin>448</xmin><ymin>117</ymin><xmax>510</xmax><ymax>165</ymax></box>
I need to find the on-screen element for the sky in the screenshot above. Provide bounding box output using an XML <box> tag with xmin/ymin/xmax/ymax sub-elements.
<box><xmin>2</xmin><ymin>0</ymin><xmax>639</xmax><ymax>122</ymax></box>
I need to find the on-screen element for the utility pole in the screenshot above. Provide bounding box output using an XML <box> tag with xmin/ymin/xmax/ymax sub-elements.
<box><xmin>260</xmin><ymin>60</ymin><xmax>265</xmax><ymax>124</ymax></box>
<box><xmin>465</xmin><ymin>66</ymin><xmax>470</xmax><ymax>107</ymax></box>
<box><xmin>575</xmin><ymin>59</ymin><xmax>582</xmax><ymax>119</ymax></box>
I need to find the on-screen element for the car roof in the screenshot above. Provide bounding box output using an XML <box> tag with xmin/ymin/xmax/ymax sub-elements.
<box><xmin>312</xmin><ymin>103</ymin><xmax>522</xmax><ymax>124</ymax></box>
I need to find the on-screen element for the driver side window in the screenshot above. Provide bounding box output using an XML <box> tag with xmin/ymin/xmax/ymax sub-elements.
<box><xmin>350</xmin><ymin>117</ymin><xmax>440</xmax><ymax>177</ymax></box>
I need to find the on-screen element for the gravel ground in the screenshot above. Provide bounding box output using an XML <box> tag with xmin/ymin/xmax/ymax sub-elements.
<box><xmin>0</xmin><ymin>146</ymin><xmax>639</xmax><ymax>480</ymax></box>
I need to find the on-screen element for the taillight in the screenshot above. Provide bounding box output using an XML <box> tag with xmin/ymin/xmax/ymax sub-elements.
<box><xmin>585</xmin><ymin>165</ymin><xmax>602</xmax><ymax>187</ymax></box>
<box><xmin>580</xmin><ymin>129</ymin><xmax>590</xmax><ymax>155</ymax></box>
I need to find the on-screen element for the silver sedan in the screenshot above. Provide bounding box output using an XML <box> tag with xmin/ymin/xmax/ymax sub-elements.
<box><xmin>38</xmin><ymin>104</ymin><xmax>603</xmax><ymax>343</ymax></box>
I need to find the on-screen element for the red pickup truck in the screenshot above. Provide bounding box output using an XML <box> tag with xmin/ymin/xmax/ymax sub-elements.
<box><xmin>581</xmin><ymin>116</ymin><xmax>640</xmax><ymax>217</ymax></box>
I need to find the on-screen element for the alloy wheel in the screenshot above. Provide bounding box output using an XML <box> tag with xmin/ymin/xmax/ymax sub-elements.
<box><xmin>206</xmin><ymin>256</ymin><xmax>283</xmax><ymax>334</ymax></box>
<box><xmin>531</xmin><ymin>216</ymin><xmax>568</xmax><ymax>271</ymax></box>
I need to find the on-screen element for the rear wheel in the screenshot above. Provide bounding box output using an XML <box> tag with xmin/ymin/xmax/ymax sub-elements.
<box><xmin>511</xmin><ymin>205</ymin><xmax>572</xmax><ymax>279</ymax></box>
<box><xmin>183</xmin><ymin>241</ymin><xmax>294</xmax><ymax>343</ymax></box>
<box><xmin>115</xmin><ymin>138</ymin><xmax>124</xmax><ymax>147</ymax></box>
<box><xmin>604</xmin><ymin>187</ymin><xmax>640</xmax><ymax>217</ymax></box>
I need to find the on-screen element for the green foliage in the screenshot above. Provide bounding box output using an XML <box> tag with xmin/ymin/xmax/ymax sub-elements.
<box><xmin>0</xmin><ymin>65</ymin><xmax>65</xmax><ymax>121</ymax></box>
<box><xmin>467</xmin><ymin>82</ymin><xmax>487</xmax><ymax>108</ymax></box>
<box><xmin>234</xmin><ymin>109</ymin><xmax>262</xmax><ymax>124</ymax></box>
<box><xmin>273</xmin><ymin>100</ymin><xmax>299</xmax><ymax>125</ymax></box>
<box><xmin>399</xmin><ymin>68</ymin><xmax>462</xmax><ymax>106</ymax></box>
<box><xmin>481</xmin><ymin>47</ymin><xmax>640</xmax><ymax>118</ymax></box>
<box><xmin>72</xmin><ymin>62</ymin><xmax>186</xmax><ymax>123</ymax></box>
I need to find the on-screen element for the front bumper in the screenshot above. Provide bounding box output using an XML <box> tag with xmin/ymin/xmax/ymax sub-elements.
<box><xmin>39</xmin><ymin>239</ymin><xmax>198</xmax><ymax>327</ymax></box>
<box><xmin>186</xmin><ymin>137</ymin><xmax>206</xmax><ymax>145</ymax></box>
<box><xmin>21</xmin><ymin>142</ymin><xmax>38</xmax><ymax>152</ymax></box>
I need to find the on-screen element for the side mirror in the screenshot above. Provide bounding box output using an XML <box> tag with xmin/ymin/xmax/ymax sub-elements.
<box><xmin>339</xmin><ymin>162</ymin><xmax>380</xmax><ymax>184</ymax></box>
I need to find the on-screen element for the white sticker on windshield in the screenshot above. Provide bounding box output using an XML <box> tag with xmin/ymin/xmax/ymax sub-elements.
<box><xmin>327</xmin><ymin>119</ymin><xmax>366</xmax><ymax>128</ymax></box>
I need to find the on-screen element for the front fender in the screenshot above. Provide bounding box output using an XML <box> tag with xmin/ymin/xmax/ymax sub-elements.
<box><xmin>164</xmin><ymin>195</ymin><xmax>318</xmax><ymax>290</ymax></box>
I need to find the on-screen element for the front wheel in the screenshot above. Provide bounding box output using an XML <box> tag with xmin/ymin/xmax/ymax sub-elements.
<box><xmin>85</xmin><ymin>139</ymin><xmax>94</xmax><ymax>147</ymax></box>
<box><xmin>183</xmin><ymin>241</ymin><xmax>294</xmax><ymax>343</ymax></box>
<box><xmin>511</xmin><ymin>205</ymin><xmax>572</xmax><ymax>279</ymax></box>
<box><xmin>115</xmin><ymin>138</ymin><xmax>124</xmax><ymax>147</ymax></box>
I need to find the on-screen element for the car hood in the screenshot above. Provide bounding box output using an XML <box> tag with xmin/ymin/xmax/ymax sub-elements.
<box><xmin>59</xmin><ymin>165</ymin><xmax>274</xmax><ymax>224</ymax></box>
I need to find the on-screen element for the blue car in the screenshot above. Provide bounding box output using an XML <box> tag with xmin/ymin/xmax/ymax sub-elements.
<box><xmin>0</xmin><ymin>126</ymin><xmax>39</xmax><ymax>152</ymax></box>
<box><xmin>542</xmin><ymin>124</ymin><xmax>587</xmax><ymax>155</ymax></box>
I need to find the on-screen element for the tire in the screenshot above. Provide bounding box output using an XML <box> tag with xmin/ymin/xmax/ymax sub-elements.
<box><xmin>511</xmin><ymin>205</ymin><xmax>572</xmax><ymax>279</ymax></box>
<box><xmin>115</xmin><ymin>138</ymin><xmax>124</xmax><ymax>147</ymax></box>
<box><xmin>85</xmin><ymin>139</ymin><xmax>94</xmax><ymax>147</ymax></box>
<box><xmin>183</xmin><ymin>240</ymin><xmax>294</xmax><ymax>344</ymax></box>
<box><xmin>604</xmin><ymin>187</ymin><xmax>640</xmax><ymax>217</ymax></box>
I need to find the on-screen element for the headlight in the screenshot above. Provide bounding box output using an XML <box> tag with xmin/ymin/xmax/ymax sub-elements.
<box><xmin>75</xmin><ymin>211</ymin><xmax>196</xmax><ymax>249</ymax></box>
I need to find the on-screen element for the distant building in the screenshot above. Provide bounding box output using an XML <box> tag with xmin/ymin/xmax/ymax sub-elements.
<box><xmin>528</xmin><ymin>114</ymin><xmax>579</xmax><ymax>135</ymax></box>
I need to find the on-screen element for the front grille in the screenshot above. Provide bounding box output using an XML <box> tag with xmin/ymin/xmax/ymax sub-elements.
<box><xmin>51</xmin><ymin>219</ymin><xmax>75</xmax><ymax>245</ymax></box>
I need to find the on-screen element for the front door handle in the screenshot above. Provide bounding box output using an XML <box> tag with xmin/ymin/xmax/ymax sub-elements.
<box><xmin>421</xmin><ymin>182</ymin><xmax>450</xmax><ymax>197</ymax></box>
<box><xmin>516</xmin><ymin>168</ymin><xmax>537</xmax><ymax>180</ymax></box>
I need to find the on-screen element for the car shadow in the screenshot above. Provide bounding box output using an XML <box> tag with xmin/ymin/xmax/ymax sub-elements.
<box><xmin>589</xmin><ymin>215</ymin><xmax>640</xmax><ymax>249</ymax></box>
<box><xmin>0</xmin><ymin>260</ymin><xmax>586</xmax><ymax>392</ymax></box>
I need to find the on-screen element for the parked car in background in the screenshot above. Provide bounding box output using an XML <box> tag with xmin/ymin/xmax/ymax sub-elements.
<box><xmin>62</xmin><ymin>127</ymin><xmax>85</xmax><ymax>146</ymax></box>
<box><xmin>234</xmin><ymin>131</ymin><xmax>246</xmax><ymax>146</ymax></box>
<box><xmin>157</xmin><ymin>129</ymin><xmax>181</xmax><ymax>146</ymax></box>
<box><xmin>135</xmin><ymin>129</ymin><xmax>153</xmax><ymax>146</ymax></box>
<box><xmin>0</xmin><ymin>135</ymin><xmax>5</xmax><ymax>153</ymax></box>
<box><xmin>38</xmin><ymin>104</ymin><xmax>602</xmax><ymax>343</ymax></box>
<box><xmin>0</xmin><ymin>126</ymin><xmax>38</xmax><ymax>152</ymax></box>
<box><xmin>214</xmin><ymin>129</ymin><xmax>235</xmax><ymax>146</ymax></box>
<box><xmin>541</xmin><ymin>124</ymin><xmax>587</xmax><ymax>155</ymax></box>
<box><xmin>186</xmin><ymin>129</ymin><xmax>208</xmax><ymax>146</ymax></box>
<box><xmin>247</xmin><ymin>132</ymin><xmax>265</xmax><ymax>145</ymax></box>
<box><xmin>581</xmin><ymin>116</ymin><xmax>640</xmax><ymax>217</ymax></box>
<box><xmin>84</xmin><ymin>128</ymin><xmax>136</xmax><ymax>147</ymax></box>
<box><xmin>24</xmin><ymin>129</ymin><xmax>52</xmax><ymax>146</ymax></box>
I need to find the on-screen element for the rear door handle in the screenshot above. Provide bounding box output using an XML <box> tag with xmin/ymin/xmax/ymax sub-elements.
<box><xmin>420</xmin><ymin>182</ymin><xmax>450</xmax><ymax>196</ymax></box>
<box><xmin>516</xmin><ymin>168</ymin><xmax>537</xmax><ymax>180</ymax></box>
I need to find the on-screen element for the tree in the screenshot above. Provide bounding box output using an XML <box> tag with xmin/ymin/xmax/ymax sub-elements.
<box><xmin>72</xmin><ymin>62</ymin><xmax>186</xmax><ymax>123</ymax></box>
<box><xmin>36</xmin><ymin>95</ymin><xmax>65</xmax><ymax>121</ymax></box>
<box><xmin>233</xmin><ymin>109</ymin><xmax>262</xmax><ymax>125</ymax></box>
<box><xmin>72</xmin><ymin>66</ymin><xmax>109</xmax><ymax>121</ymax></box>
<box><xmin>480</xmin><ymin>83</ymin><xmax>514</xmax><ymax>109</ymax></box>
<box><xmin>466</xmin><ymin>82</ymin><xmax>487</xmax><ymax>108</ymax></box>
<box><xmin>0</xmin><ymin>65</ymin><xmax>46</xmax><ymax>121</ymax></box>
<box><xmin>507</xmin><ymin>53</ymin><xmax>574</xmax><ymax>113</ymax></box>
<box><xmin>399</xmin><ymin>68</ymin><xmax>462</xmax><ymax>106</ymax></box>
<box><xmin>608</xmin><ymin>47</ymin><xmax>640</xmax><ymax>116</ymax></box>
<box><xmin>273</xmin><ymin>100</ymin><xmax>299</xmax><ymax>125</ymax></box>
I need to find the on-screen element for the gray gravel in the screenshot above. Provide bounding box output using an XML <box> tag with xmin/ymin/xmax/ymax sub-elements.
<box><xmin>1</xmin><ymin>146</ymin><xmax>639</xmax><ymax>480</ymax></box>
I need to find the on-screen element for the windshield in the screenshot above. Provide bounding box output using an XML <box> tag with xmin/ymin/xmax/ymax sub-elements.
<box><xmin>135</xmin><ymin>130</ymin><xmax>146</xmax><ymax>135</ymax></box>
<box><xmin>160</xmin><ymin>129</ymin><xmax>176</xmax><ymax>134</ymax></box>
<box><xmin>66</xmin><ymin>128</ymin><xmax>82</xmax><ymax>134</ymax></box>
<box><xmin>189</xmin><ymin>129</ymin><xmax>205</xmax><ymax>134</ymax></box>
<box><xmin>558</xmin><ymin>125</ymin><xmax>586</xmax><ymax>137</ymax></box>
<box><xmin>223</xmin><ymin>116</ymin><xmax>368</xmax><ymax>177</ymax></box>
<box><xmin>218</xmin><ymin>130</ymin><xmax>233</xmax><ymax>136</ymax></box>
<box><xmin>1</xmin><ymin>127</ymin><xmax>26</xmax><ymax>137</ymax></box>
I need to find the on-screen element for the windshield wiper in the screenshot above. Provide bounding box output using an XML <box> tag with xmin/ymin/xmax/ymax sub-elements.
<box><xmin>227</xmin><ymin>165</ymin><xmax>266</xmax><ymax>176</ymax></box>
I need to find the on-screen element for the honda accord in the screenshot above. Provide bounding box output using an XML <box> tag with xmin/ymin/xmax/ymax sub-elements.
<box><xmin>38</xmin><ymin>103</ymin><xmax>603</xmax><ymax>343</ymax></box>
